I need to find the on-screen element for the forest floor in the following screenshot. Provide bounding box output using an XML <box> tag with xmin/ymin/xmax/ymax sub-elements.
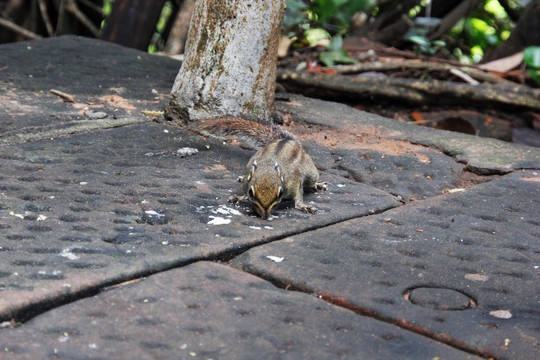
<box><xmin>278</xmin><ymin>37</ymin><xmax>540</xmax><ymax>148</ymax></box>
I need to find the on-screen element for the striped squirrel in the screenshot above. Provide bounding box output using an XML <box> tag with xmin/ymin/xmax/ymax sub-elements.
<box><xmin>194</xmin><ymin>116</ymin><xmax>327</xmax><ymax>219</ymax></box>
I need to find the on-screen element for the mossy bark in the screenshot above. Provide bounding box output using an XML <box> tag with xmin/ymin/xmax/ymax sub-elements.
<box><xmin>167</xmin><ymin>0</ymin><xmax>286</xmax><ymax>123</ymax></box>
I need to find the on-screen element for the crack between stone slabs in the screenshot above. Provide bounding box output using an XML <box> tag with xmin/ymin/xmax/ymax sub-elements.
<box><xmin>1</xmin><ymin>203</ymin><xmax>399</xmax><ymax>327</ymax></box>
<box><xmin>403</xmin><ymin>139</ymin><xmax>530</xmax><ymax>177</ymax></box>
<box><xmin>333</xmin><ymin>161</ymin><xmax>496</xmax><ymax>205</ymax></box>
<box><xmin>1</xmin><ymin>167</ymin><xmax>510</xmax><ymax>328</ymax></box>
<box><xmin>219</xmin><ymin>173</ymin><xmax>522</xmax><ymax>359</ymax></box>
<box><xmin>0</xmin><ymin>256</ymin><xmax>205</xmax><ymax>326</ymax></box>
<box><xmin>0</xmin><ymin>117</ymin><xmax>150</xmax><ymax>145</ymax></box>
<box><xmin>230</xmin><ymin>265</ymin><xmax>497</xmax><ymax>360</ymax></box>
<box><xmin>217</xmin><ymin>166</ymin><xmax>506</xmax><ymax>265</ymax></box>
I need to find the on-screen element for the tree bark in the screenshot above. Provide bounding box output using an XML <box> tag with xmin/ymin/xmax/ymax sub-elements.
<box><xmin>100</xmin><ymin>0</ymin><xmax>167</xmax><ymax>50</ymax></box>
<box><xmin>164</xmin><ymin>0</ymin><xmax>196</xmax><ymax>54</ymax></box>
<box><xmin>277</xmin><ymin>69</ymin><xmax>540</xmax><ymax>111</ymax></box>
<box><xmin>166</xmin><ymin>0</ymin><xmax>286</xmax><ymax>122</ymax></box>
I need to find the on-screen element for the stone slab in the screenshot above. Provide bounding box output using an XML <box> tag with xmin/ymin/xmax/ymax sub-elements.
<box><xmin>0</xmin><ymin>122</ymin><xmax>399</xmax><ymax>321</ymax></box>
<box><xmin>0</xmin><ymin>35</ymin><xmax>180</xmax><ymax>142</ymax></box>
<box><xmin>276</xmin><ymin>94</ymin><xmax>540</xmax><ymax>174</ymax></box>
<box><xmin>329</xmin><ymin>146</ymin><xmax>468</xmax><ymax>202</ymax></box>
<box><xmin>233</xmin><ymin>171</ymin><xmax>540</xmax><ymax>359</ymax></box>
<box><xmin>0</xmin><ymin>262</ymin><xmax>480</xmax><ymax>360</ymax></box>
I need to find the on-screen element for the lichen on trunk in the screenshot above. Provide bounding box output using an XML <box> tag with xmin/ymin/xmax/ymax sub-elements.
<box><xmin>166</xmin><ymin>0</ymin><xmax>286</xmax><ymax>123</ymax></box>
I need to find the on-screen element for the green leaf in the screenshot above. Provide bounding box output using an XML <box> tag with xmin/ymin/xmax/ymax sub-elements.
<box><xmin>305</xmin><ymin>28</ymin><xmax>331</xmax><ymax>46</ymax></box>
<box><xmin>524</xmin><ymin>46</ymin><xmax>540</xmax><ymax>69</ymax></box>
<box><xmin>328</xmin><ymin>35</ymin><xmax>343</xmax><ymax>51</ymax></box>
<box><xmin>331</xmin><ymin>48</ymin><xmax>359</xmax><ymax>63</ymax></box>
<box><xmin>431</xmin><ymin>40</ymin><xmax>446</xmax><ymax>47</ymax></box>
<box><xmin>320</xmin><ymin>52</ymin><xmax>335</xmax><ymax>67</ymax></box>
<box><xmin>320</xmin><ymin>48</ymin><xmax>359</xmax><ymax>67</ymax></box>
<box><xmin>407</xmin><ymin>35</ymin><xmax>430</xmax><ymax>47</ymax></box>
<box><xmin>528</xmin><ymin>69</ymin><xmax>540</xmax><ymax>84</ymax></box>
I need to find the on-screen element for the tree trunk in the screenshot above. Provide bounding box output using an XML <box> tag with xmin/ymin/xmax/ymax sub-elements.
<box><xmin>164</xmin><ymin>0</ymin><xmax>196</xmax><ymax>54</ymax></box>
<box><xmin>166</xmin><ymin>0</ymin><xmax>286</xmax><ymax>123</ymax></box>
<box><xmin>100</xmin><ymin>0</ymin><xmax>167</xmax><ymax>50</ymax></box>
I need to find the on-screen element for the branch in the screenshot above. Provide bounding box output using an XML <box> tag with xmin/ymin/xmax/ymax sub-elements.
<box><xmin>36</xmin><ymin>0</ymin><xmax>55</xmax><ymax>36</ymax></box>
<box><xmin>76</xmin><ymin>0</ymin><xmax>106</xmax><ymax>16</ymax></box>
<box><xmin>332</xmin><ymin>60</ymin><xmax>519</xmax><ymax>85</ymax></box>
<box><xmin>65</xmin><ymin>0</ymin><xmax>100</xmax><ymax>37</ymax></box>
<box><xmin>55</xmin><ymin>0</ymin><xmax>66</xmax><ymax>35</ymax></box>
<box><xmin>277</xmin><ymin>69</ymin><xmax>540</xmax><ymax>110</ymax></box>
<box><xmin>498</xmin><ymin>0</ymin><xmax>521</xmax><ymax>22</ymax></box>
<box><xmin>429</xmin><ymin>0</ymin><xmax>483</xmax><ymax>40</ymax></box>
<box><xmin>0</xmin><ymin>17</ymin><xmax>42</xmax><ymax>40</ymax></box>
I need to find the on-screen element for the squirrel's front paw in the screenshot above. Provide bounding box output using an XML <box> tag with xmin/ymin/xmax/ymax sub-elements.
<box><xmin>296</xmin><ymin>203</ymin><xmax>318</xmax><ymax>214</ymax></box>
<box><xmin>228</xmin><ymin>194</ymin><xmax>246</xmax><ymax>204</ymax></box>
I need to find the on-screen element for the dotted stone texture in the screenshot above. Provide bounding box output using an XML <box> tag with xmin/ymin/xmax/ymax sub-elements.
<box><xmin>0</xmin><ymin>123</ymin><xmax>399</xmax><ymax>321</ymax></box>
<box><xmin>0</xmin><ymin>35</ymin><xmax>180</xmax><ymax>135</ymax></box>
<box><xmin>331</xmin><ymin>147</ymin><xmax>466</xmax><ymax>201</ymax></box>
<box><xmin>0</xmin><ymin>262</ymin><xmax>481</xmax><ymax>360</ymax></box>
<box><xmin>232</xmin><ymin>171</ymin><xmax>540</xmax><ymax>360</ymax></box>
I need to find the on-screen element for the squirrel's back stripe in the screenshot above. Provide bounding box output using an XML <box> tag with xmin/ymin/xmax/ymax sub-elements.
<box><xmin>193</xmin><ymin>116</ymin><xmax>298</xmax><ymax>149</ymax></box>
<box><xmin>273</xmin><ymin>138</ymin><xmax>289</xmax><ymax>155</ymax></box>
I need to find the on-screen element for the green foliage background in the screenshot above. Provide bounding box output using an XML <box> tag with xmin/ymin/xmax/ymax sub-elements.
<box><xmin>284</xmin><ymin>0</ymin><xmax>525</xmax><ymax>64</ymax></box>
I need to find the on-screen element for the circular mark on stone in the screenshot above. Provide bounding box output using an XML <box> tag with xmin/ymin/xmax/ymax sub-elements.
<box><xmin>403</xmin><ymin>286</ymin><xmax>476</xmax><ymax>311</ymax></box>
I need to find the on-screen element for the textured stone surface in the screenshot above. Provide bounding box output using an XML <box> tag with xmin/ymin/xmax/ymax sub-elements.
<box><xmin>276</xmin><ymin>94</ymin><xmax>540</xmax><ymax>174</ymax></box>
<box><xmin>331</xmin><ymin>146</ymin><xmax>466</xmax><ymax>201</ymax></box>
<box><xmin>1</xmin><ymin>36</ymin><xmax>539</xmax><ymax>360</ymax></box>
<box><xmin>233</xmin><ymin>171</ymin><xmax>540</xmax><ymax>359</ymax></box>
<box><xmin>0</xmin><ymin>35</ymin><xmax>180</xmax><ymax>144</ymax></box>
<box><xmin>0</xmin><ymin>262</ymin><xmax>480</xmax><ymax>360</ymax></box>
<box><xmin>0</xmin><ymin>122</ymin><xmax>398</xmax><ymax>320</ymax></box>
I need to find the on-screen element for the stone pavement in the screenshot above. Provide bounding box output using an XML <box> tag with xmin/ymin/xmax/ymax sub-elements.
<box><xmin>0</xmin><ymin>36</ymin><xmax>538</xmax><ymax>359</ymax></box>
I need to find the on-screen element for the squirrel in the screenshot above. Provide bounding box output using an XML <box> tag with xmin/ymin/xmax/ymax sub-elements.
<box><xmin>192</xmin><ymin>116</ymin><xmax>327</xmax><ymax>219</ymax></box>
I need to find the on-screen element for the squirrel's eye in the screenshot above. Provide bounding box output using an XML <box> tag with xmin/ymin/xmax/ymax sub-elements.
<box><xmin>248</xmin><ymin>186</ymin><xmax>255</xmax><ymax>198</ymax></box>
<box><xmin>277</xmin><ymin>187</ymin><xmax>284</xmax><ymax>198</ymax></box>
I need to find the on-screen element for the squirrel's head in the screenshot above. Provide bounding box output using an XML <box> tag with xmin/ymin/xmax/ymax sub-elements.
<box><xmin>246</xmin><ymin>161</ymin><xmax>284</xmax><ymax>219</ymax></box>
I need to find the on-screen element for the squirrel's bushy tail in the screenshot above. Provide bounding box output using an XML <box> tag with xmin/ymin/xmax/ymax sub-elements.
<box><xmin>193</xmin><ymin>116</ymin><xmax>297</xmax><ymax>149</ymax></box>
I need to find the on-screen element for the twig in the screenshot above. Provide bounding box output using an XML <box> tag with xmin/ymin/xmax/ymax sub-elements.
<box><xmin>449</xmin><ymin>68</ymin><xmax>480</xmax><ymax>85</ymax></box>
<box><xmin>55</xmin><ymin>0</ymin><xmax>66</xmax><ymax>35</ymax></box>
<box><xmin>65</xmin><ymin>0</ymin><xmax>100</xmax><ymax>37</ymax></box>
<box><xmin>76</xmin><ymin>0</ymin><xmax>105</xmax><ymax>16</ymax></box>
<box><xmin>50</xmin><ymin>89</ymin><xmax>75</xmax><ymax>103</ymax></box>
<box><xmin>0</xmin><ymin>17</ymin><xmax>42</xmax><ymax>40</ymax></box>
<box><xmin>37</xmin><ymin>0</ymin><xmax>54</xmax><ymax>36</ymax></box>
